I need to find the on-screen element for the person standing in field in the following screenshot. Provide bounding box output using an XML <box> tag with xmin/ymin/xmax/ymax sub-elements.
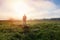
<box><xmin>23</xmin><ymin>14</ymin><xmax>30</xmax><ymax>34</ymax></box>
<box><xmin>23</xmin><ymin>14</ymin><xmax>27</xmax><ymax>25</ymax></box>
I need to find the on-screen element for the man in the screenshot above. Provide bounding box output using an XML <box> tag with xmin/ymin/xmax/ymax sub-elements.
<box><xmin>23</xmin><ymin>14</ymin><xmax>30</xmax><ymax>34</ymax></box>
<box><xmin>23</xmin><ymin>14</ymin><xmax>27</xmax><ymax>25</ymax></box>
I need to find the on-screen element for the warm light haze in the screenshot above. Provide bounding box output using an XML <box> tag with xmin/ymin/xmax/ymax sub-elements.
<box><xmin>0</xmin><ymin>0</ymin><xmax>60</xmax><ymax>20</ymax></box>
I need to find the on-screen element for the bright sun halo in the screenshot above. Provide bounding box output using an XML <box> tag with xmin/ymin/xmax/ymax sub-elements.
<box><xmin>11</xmin><ymin>0</ymin><xmax>30</xmax><ymax>20</ymax></box>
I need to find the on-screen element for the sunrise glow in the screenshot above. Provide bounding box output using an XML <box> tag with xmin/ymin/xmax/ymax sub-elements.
<box><xmin>0</xmin><ymin>0</ymin><xmax>60</xmax><ymax>20</ymax></box>
<box><xmin>9</xmin><ymin>0</ymin><xmax>31</xmax><ymax>20</ymax></box>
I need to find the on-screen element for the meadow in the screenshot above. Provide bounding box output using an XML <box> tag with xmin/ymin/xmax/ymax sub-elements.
<box><xmin>0</xmin><ymin>20</ymin><xmax>60</xmax><ymax>40</ymax></box>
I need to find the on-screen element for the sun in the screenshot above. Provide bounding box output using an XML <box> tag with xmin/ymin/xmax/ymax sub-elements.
<box><xmin>11</xmin><ymin>0</ymin><xmax>31</xmax><ymax>20</ymax></box>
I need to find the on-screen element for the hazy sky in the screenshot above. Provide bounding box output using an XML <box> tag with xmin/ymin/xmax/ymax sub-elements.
<box><xmin>0</xmin><ymin>0</ymin><xmax>60</xmax><ymax>20</ymax></box>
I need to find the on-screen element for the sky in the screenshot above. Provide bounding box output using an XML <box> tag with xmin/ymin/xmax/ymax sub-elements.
<box><xmin>0</xmin><ymin>0</ymin><xmax>60</xmax><ymax>20</ymax></box>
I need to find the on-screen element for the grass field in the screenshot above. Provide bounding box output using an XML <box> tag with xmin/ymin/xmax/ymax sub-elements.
<box><xmin>0</xmin><ymin>20</ymin><xmax>60</xmax><ymax>40</ymax></box>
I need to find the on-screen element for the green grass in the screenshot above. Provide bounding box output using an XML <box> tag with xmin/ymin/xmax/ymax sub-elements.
<box><xmin>0</xmin><ymin>20</ymin><xmax>60</xmax><ymax>40</ymax></box>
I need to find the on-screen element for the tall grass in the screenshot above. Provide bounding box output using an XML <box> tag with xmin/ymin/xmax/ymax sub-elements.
<box><xmin>0</xmin><ymin>20</ymin><xmax>60</xmax><ymax>40</ymax></box>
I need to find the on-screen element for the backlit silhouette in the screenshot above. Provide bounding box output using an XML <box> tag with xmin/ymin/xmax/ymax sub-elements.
<box><xmin>23</xmin><ymin>14</ymin><xmax>27</xmax><ymax>25</ymax></box>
